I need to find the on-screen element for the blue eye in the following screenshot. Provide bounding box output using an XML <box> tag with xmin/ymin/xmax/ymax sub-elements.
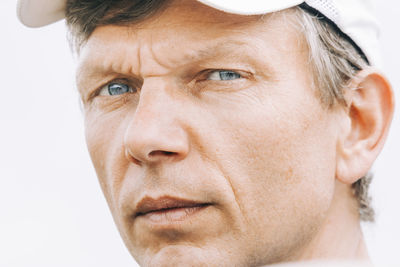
<box><xmin>208</xmin><ymin>70</ymin><xmax>241</xmax><ymax>81</ymax></box>
<box><xmin>108</xmin><ymin>83</ymin><xmax>132</xmax><ymax>95</ymax></box>
<box><xmin>98</xmin><ymin>82</ymin><xmax>135</xmax><ymax>96</ymax></box>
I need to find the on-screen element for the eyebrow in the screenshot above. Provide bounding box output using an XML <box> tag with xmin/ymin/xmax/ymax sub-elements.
<box><xmin>80</xmin><ymin>39</ymin><xmax>250</xmax><ymax>71</ymax></box>
<box><xmin>76</xmin><ymin>39</ymin><xmax>263</xmax><ymax>95</ymax></box>
<box><xmin>179</xmin><ymin>40</ymin><xmax>251</xmax><ymax>62</ymax></box>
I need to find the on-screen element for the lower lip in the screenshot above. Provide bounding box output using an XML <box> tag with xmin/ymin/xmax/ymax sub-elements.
<box><xmin>139</xmin><ymin>205</ymin><xmax>210</xmax><ymax>224</ymax></box>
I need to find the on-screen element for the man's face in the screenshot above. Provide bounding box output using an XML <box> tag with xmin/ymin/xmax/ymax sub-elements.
<box><xmin>77</xmin><ymin>1</ymin><xmax>341</xmax><ymax>265</ymax></box>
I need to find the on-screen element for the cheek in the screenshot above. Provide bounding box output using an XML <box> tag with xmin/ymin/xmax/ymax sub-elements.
<box><xmin>84</xmin><ymin>110</ymin><xmax>128</xmax><ymax>207</ymax></box>
<box><xmin>207</xmin><ymin>94</ymin><xmax>338</xmax><ymax>255</ymax></box>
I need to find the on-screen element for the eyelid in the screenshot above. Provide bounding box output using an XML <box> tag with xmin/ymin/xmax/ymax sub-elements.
<box><xmin>198</xmin><ymin>69</ymin><xmax>248</xmax><ymax>81</ymax></box>
<box><xmin>88</xmin><ymin>78</ymin><xmax>140</xmax><ymax>100</ymax></box>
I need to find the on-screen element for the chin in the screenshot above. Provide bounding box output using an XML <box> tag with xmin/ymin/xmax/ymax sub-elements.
<box><xmin>137</xmin><ymin>245</ymin><xmax>227</xmax><ymax>267</ymax></box>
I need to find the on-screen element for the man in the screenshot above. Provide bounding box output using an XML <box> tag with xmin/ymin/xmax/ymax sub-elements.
<box><xmin>17</xmin><ymin>0</ymin><xmax>394</xmax><ymax>266</ymax></box>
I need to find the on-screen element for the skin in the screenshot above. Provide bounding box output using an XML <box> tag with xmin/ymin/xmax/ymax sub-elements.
<box><xmin>76</xmin><ymin>0</ymin><xmax>394</xmax><ymax>266</ymax></box>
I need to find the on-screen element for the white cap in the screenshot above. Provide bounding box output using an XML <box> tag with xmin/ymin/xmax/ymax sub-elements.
<box><xmin>17</xmin><ymin>0</ymin><xmax>381</xmax><ymax>67</ymax></box>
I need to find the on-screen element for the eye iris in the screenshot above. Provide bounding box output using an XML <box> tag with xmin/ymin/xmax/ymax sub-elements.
<box><xmin>108</xmin><ymin>83</ymin><xmax>130</xmax><ymax>95</ymax></box>
<box><xmin>219</xmin><ymin>71</ymin><xmax>241</xmax><ymax>80</ymax></box>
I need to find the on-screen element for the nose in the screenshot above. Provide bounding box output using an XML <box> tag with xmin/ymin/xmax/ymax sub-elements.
<box><xmin>124</xmin><ymin>79</ymin><xmax>189</xmax><ymax>165</ymax></box>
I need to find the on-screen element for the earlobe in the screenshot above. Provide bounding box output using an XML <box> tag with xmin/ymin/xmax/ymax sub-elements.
<box><xmin>336</xmin><ymin>68</ymin><xmax>395</xmax><ymax>184</ymax></box>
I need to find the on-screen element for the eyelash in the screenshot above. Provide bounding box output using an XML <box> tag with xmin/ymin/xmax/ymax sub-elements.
<box><xmin>192</xmin><ymin>69</ymin><xmax>247</xmax><ymax>87</ymax></box>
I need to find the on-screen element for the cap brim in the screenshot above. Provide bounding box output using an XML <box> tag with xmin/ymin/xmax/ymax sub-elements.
<box><xmin>17</xmin><ymin>0</ymin><xmax>305</xmax><ymax>27</ymax></box>
<box><xmin>17</xmin><ymin>0</ymin><xmax>66</xmax><ymax>28</ymax></box>
<box><xmin>197</xmin><ymin>0</ymin><xmax>304</xmax><ymax>15</ymax></box>
<box><xmin>16</xmin><ymin>0</ymin><xmax>379</xmax><ymax>67</ymax></box>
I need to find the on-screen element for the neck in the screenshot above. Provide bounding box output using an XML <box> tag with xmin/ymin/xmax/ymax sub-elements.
<box><xmin>291</xmin><ymin>180</ymin><xmax>370</xmax><ymax>262</ymax></box>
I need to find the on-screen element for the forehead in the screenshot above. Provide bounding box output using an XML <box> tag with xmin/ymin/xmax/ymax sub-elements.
<box><xmin>76</xmin><ymin>1</ymin><xmax>304</xmax><ymax>85</ymax></box>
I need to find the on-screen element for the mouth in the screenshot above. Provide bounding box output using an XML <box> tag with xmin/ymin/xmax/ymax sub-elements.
<box><xmin>134</xmin><ymin>196</ymin><xmax>212</xmax><ymax>223</ymax></box>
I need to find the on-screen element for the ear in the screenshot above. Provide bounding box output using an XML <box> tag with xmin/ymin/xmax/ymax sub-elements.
<box><xmin>336</xmin><ymin>67</ymin><xmax>395</xmax><ymax>184</ymax></box>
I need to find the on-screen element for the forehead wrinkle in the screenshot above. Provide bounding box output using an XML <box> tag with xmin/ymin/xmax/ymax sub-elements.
<box><xmin>76</xmin><ymin>10</ymin><xmax>278</xmax><ymax>87</ymax></box>
<box><xmin>77</xmin><ymin>36</ymin><xmax>266</xmax><ymax>92</ymax></box>
<box><xmin>184</xmin><ymin>40</ymin><xmax>250</xmax><ymax>63</ymax></box>
<box><xmin>106</xmin><ymin>41</ymin><xmax>140</xmax><ymax>76</ymax></box>
<box><xmin>138</xmin><ymin>32</ymin><xmax>173</xmax><ymax>77</ymax></box>
<box><xmin>77</xmin><ymin>33</ymin><xmax>142</xmax><ymax>84</ymax></box>
<box><xmin>145</xmin><ymin>38</ymin><xmax>254</xmax><ymax>73</ymax></box>
<box><xmin>130</xmin><ymin>16</ymin><xmax>266</xmax><ymax>74</ymax></box>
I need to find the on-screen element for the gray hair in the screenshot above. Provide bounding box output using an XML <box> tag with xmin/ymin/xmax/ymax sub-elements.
<box><xmin>292</xmin><ymin>6</ymin><xmax>374</xmax><ymax>221</ymax></box>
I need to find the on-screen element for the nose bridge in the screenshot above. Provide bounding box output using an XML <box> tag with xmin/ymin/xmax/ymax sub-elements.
<box><xmin>124</xmin><ymin>77</ymin><xmax>189</xmax><ymax>164</ymax></box>
<box><xmin>134</xmin><ymin>78</ymin><xmax>171</xmax><ymax>127</ymax></box>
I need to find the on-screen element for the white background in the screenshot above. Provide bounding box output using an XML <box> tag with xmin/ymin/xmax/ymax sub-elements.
<box><xmin>1</xmin><ymin>1</ymin><xmax>399</xmax><ymax>266</ymax></box>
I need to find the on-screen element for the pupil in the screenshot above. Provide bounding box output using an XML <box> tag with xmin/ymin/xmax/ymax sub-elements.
<box><xmin>219</xmin><ymin>71</ymin><xmax>240</xmax><ymax>80</ymax></box>
<box><xmin>108</xmin><ymin>83</ymin><xmax>130</xmax><ymax>95</ymax></box>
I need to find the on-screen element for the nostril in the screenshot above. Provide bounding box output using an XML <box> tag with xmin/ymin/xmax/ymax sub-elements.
<box><xmin>149</xmin><ymin>150</ymin><xmax>176</xmax><ymax>157</ymax></box>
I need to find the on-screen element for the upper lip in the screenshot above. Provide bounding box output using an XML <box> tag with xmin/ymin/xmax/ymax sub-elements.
<box><xmin>134</xmin><ymin>196</ymin><xmax>209</xmax><ymax>217</ymax></box>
